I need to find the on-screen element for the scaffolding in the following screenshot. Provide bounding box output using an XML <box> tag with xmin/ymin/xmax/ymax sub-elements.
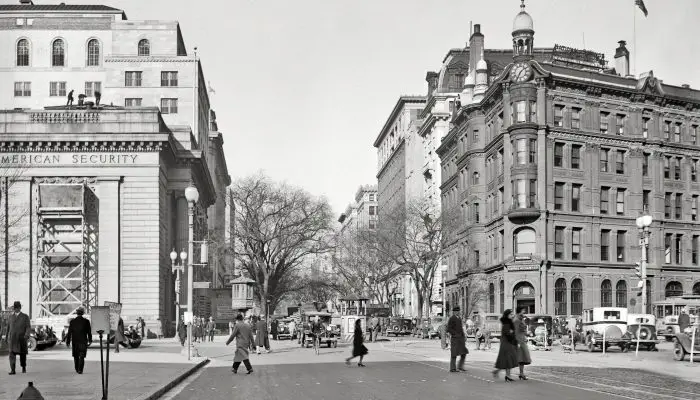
<box><xmin>36</xmin><ymin>182</ymin><xmax>98</xmax><ymax>317</ymax></box>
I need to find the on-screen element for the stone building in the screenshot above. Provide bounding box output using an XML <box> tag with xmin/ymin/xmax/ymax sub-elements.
<box><xmin>437</xmin><ymin>2</ymin><xmax>700</xmax><ymax>317</ymax></box>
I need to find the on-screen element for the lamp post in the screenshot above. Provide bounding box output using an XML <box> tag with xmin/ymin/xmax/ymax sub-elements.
<box><xmin>170</xmin><ymin>249</ymin><xmax>187</xmax><ymax>332</ymax></box>
<box><xmin>185</xmin><ymin>185</ymin><xmax>199</xmax><ymax>361</ymax></box>
<box><xmin>636</xmin><ymin>214</ymin><xmax>653</xmax><ymax>314</ymax></box>
<box><xmin>442</xmin><ymin>265</ymin><xmax>448</xmax><ymax>317</ymax></box>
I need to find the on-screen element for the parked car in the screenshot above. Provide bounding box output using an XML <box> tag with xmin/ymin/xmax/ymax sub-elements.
<box><xmin>473</xmin><ymin>313</ymin><xmax>502</xmax><ymax>339</ymax></box>
<box><xmin>673</xmin><ymin>329</ymin><xmax>700</xmax><ymax>361</ymax></box>
<box><xmin>28</xmin><ymin>325</ymin><xmax>58</xmax><ymax>352</ymax></box>
<box><xmin>624</xmin><ymin>314</ymin><xmax>659</xmax><ymax>351</ymax></box>
<box><xmin>386</xmin><ymin>318</ymin><xmax>412</xmax><ymax>337</ymax></box>
<box><xmin>582</xmin><ymin>307</ymin><xmax>630</xmax><ymax>352</ymax></box>
<box><xmin>526</xmin><ymin>315</ymin><xmax>553</xmax><ymax>347</ymax></box>
<box><xmin>428</xmin><ymin>317</ymin><xmax>444</xmax><ymax>339</ymax></box>
<box><xmin>277</xmin><ymin>318</ymin><xmax>294</xmax><ymax>340</ymax></box>
<box><xmin>657</xmin><ymin>315</ymin><xmax>698</xmax><ymax>342</ymax></box>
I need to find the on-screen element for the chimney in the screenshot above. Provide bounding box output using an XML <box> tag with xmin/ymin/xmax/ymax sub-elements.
<box><xmin>614</xmin><ymin>40</ymin><xmax>630</xmax><ymax>77</ymax></box>
<box><xmin>469</xmin><ymin>24</ymin><xmax>484</xmax><ymax>74</ymax></box>
<box><xmin>426</xmin><ymin>71</ymin><xmax>439</xmax><ymax>96</ymax></box>
<box><xmin>682</xmin><ymin>84</ymin><xmax>691</xmax><ymax>89</ymax></box>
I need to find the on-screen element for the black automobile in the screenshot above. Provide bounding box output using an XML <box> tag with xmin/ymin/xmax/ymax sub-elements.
<box><xmin>386</xmin><ymin>318</ymin><xmax>412</xmax><ymax>337</ymax></box>
<box><xmin>28</xmin><ymin>325</ymin><xmax>58</xmax><ymax>351</ymax></box>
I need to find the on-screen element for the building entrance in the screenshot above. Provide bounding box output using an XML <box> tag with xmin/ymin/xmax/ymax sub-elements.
<box><xmin>513</xmin><ymin>282</ymin><xmax>536</xmax><ymax>314</ymax></box>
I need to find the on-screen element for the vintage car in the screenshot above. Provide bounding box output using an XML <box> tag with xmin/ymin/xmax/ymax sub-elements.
<box><xmin>107</xmin><ymin>326</ymin><xmax>142</xmax><ymax>349</ymax></box>
<box><xmin>480</xmin><ymin>313</ymin><xmax>502</xmax><ymax>339</ymax></box>
<box><xmin>624</xmin><ymin>314</ymin><xmax>659</xmax><ymax>351</ymax></box>
<box><xmin>657</xmin><ymin>315</ymin><xmax>698</xmax><ymax>342</ymax></box>
<box><xmin>386</xmin><ymin>318</ymin><xmax>412</xmax><ymax>337</ymax></box>
<box><xmin>300</xmin><ymin>312</ymin><xmax>338</xmax><ymax>348</ymax></box>
<box><xmin>28</xmin><ymin>324</ymin><xmax>58</xmax><ymax>351</ymax></box>
<box><xmin>582</xmin><ymin>307</ymin><xmax>630</xmax><ymax>352</ymax></box>
<box><xmin>276</xmin><ymin>318</ymin><xmax>294</xmax><ymax>340</ymax></box>
<box><xmin>526</xmin><ymin>315</ymin><xmax>553</xmax><ymax>347</ymax></box>
<box><xmin>672</xmin><ymin>328</ymin><xmax>700</xmax><ymax>361</ymax></box>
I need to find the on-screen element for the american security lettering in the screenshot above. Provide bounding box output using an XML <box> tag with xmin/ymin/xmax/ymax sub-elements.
<box><xmin>0</xmin><ymin>154</ymin><xmax>138</xmax><ymax>164</ymax></box>
<box><xmin>72</xmin><ymin>154</ymin><xmax>138</xmax><ymax>164</ymax></box>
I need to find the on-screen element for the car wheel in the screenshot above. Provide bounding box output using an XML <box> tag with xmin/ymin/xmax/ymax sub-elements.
<box><xmin>673</xmin><ymin>342</ymin><xmax>686</xmax><ymax>361</ymax></box>
<box><xmin>28</xmin><ymin>337</ymin><xmax>38</xmax><ymax>352</ymax></box>
<box><xmin>587</xmin><ymin>341</ymin><xmax>594</xmax><ymax>353</ymax></box>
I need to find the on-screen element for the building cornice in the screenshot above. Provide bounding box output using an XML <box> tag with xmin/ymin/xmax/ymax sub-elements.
<box><xmin>376</xmin><ymin>138</ymin><xmax>405</xmax><ymax>179</ymax></box>
<box><xmin>373</xmin><ymin>96</ymin><xmax>425</xmax><ymax>148</ymax></box>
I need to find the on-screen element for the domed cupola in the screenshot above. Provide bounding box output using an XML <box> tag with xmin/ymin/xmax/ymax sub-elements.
<box><xmin>512</xmin><ymin>0</ymin><xmax>534</xmax><ymax>59</ymax></box>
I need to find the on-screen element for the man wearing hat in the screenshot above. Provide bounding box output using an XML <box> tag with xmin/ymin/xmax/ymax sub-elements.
<box><xmin>65</xmin><ymin>307</ymin><xmax>92</xmax><ymax>374</ymax></box>
<box><xmin>7</xmin><ymin>301</ymin><xmax>31</xmax><ymax>375</ymax></box>
<box><xmin>446</xmin><ymin>306</ymin><xmax>468</xmax><ymax>372</ymax></box>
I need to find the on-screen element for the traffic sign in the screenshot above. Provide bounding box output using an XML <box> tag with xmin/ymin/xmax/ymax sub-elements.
<box><xmin>193</xmin><ymin>282</ymin><xmax>211</xmax><ymax>289</ymax></box>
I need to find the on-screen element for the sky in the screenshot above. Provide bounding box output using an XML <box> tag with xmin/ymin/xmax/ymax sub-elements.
<box><xmin>44</xmin><ymin>0</ymin><xmax>700</xmax><ymax>214</ymax></box>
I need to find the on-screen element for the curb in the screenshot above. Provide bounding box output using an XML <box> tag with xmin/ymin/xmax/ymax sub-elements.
<box><xmin>139</xmin><ymin>358</ymin><xmax>210</xmax><ymax>400</ymax></box>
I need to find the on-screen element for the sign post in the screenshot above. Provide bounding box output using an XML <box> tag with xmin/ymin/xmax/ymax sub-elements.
<box><xmin>91</xmin><ymin>306</ymin><xmax>111</xmax><ymax>399</ymax></box>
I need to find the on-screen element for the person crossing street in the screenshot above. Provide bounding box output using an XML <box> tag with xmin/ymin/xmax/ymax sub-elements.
<box><xmin>65</xmin><ymin>307</ymin><xmax>92</xmax><ymax>374</ymax></box>
<box><xmin>226</xmin><ymin>314</ymin><xmax>256</xmax><ymax>374</ymax></box>
<box><xmin>6</xmin><ymin>301</ymin><xmax>30</xmax><ymax>375</ymax></box>
<box><xmin>446</xmin><ymin>306</ymin><xmax>468</xmax><ymax>372</ymax></box>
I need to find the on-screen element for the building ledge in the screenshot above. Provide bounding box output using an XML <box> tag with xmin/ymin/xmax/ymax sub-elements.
<box><xmin>507</xmin><ymin>207</ymin><xmax>541</xmax><ymax>222</ymax></box>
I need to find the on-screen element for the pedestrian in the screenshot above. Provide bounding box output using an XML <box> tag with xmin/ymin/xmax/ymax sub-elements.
<box><xmin>66</xmin><ymin>90</ymin><xmax>74</xmax><ymax>106</ymax></box>
<box><xmin>514</xmin><ymin>306</ymin><xmax>531</xmax><ymax>380</ymax></box>
<box><xmin>94</xmin><ymin>90</ymin><xmax>101</xmax><ymax>106</ymax></box>
<box><xmin>255</xmin><ymin>316</ymin><xmax>269</xmax><ymax>354</ymax></box>
<box><xmin>225</xmin><ymin>314</ymin><xmax>255</xmax><ymax>374</ymax></box>
<box><xmin>370</xmin><ymin>314</ymin><xmax>379</xmax><ymax>342</ymax></box>
<box><xmin>493</xmin><ymin>309</ymin><xmax>518</xmax><ymax>382</ymax></box>
<box><xmin>114</xmin><ymin>317</ymin><xmax>127</xmax><ymax>353</ymax></box>
<box><xmin>7</xmin><ymin>301</ymin><xmax>30</xmax><ymax>375</ymax></box>
<box><xmin>140</xmin><ymin>317</ymin><xmax>146</xmax><ymax>340</ymax></box>
<box><xmin>271</xmin><ymin>318</ymin><xmax>279</xmax><ymax>340</ymax></box>
<box><xmin>65</xmin><ymin>307</ymin><xmax>92</xmax><ymax>374</ymax></box>
<box><xmin>679</xmin><ymin>308</ymin><xmax>691</xmax><ymax>333</ymax></box>
<box><xmin>439</xmin><ymin>321</ymin><xmax>449</xmax><ymax>350</ymax></box>
<box><xmin>288</xmin><ymin>319</ymin><xmax>296</xmax><ymax>342</ymax></box>
<box><xmin>446</xmin><ymin>306</ymin><xmax>468</xmax><ymax>372</ymax></box>
<box><xmin>177</xmin><ymin>319</ymin><xmax>187</xmax><ymax>346</ymax></box>
<box><xmin>206</xmin><ymin>317</ymin><xmax>215</xmax><ymax>342</ymax></box>
<box><xmin>345</xmin><ymin>319</ymin><xmax>368</xmax><ymax>367</ymax></box>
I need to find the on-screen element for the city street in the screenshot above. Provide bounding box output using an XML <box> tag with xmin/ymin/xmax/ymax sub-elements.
<box><xmin>162</xmin><ymin>338</ymin><xmax>700</xmax><ymax>400</ymax></box>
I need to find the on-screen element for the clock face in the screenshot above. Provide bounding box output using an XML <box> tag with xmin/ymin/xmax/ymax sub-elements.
<box><xmin>510</xmin><ymin>62</ymin><xmax>532</xmax><ymax>83</ymax></box>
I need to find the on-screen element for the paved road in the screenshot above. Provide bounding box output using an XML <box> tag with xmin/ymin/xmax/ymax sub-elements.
<box><xmin>165</xmin><ymin>339</ymin><xmax>700</xmax><ymax>400</ymax></box>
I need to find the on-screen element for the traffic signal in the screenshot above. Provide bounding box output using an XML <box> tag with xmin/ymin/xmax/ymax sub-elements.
<box><xmin>635</xmin><ymin>262</ymin><xmax>642</xmax><ymax>278</ymax></box>
<box><xmin>636</xmin><ymin>280</ymin><xmax>643</xmax><ymax>296</ymax></box>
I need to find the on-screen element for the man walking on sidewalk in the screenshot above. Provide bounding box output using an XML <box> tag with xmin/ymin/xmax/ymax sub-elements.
<box><xmin>226</xmin><ymin>314</ymin><xmax>256</xmax><ymax>374</ymax></box>
<box><xmin>206</xmin><ymin>317</ymin><xmax>215</xmax><ymax>342</ymax></box>
<box><xmin>370</xmin><ymin>315</ymin><xmax>380</xmax><ymax>342</ymax></box>
<box><xmin>7</xmin><ymin>301</ymin><xmax>30</xmax><ymax>375</ymax></box>
<box><xmin>65</xmin><ymin>307</ymin><xmax>92</xmax><ymax>374</ymax></box>
<box><xmin>447</xmin><ymin>306</ymin><xmax>468</xmax><ymax>372</ymax></box>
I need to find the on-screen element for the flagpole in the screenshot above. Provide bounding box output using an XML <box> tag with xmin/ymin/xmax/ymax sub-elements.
<box><xmin>633</xmin><ymin>1</ymin><xmax>636</xmax><ymax>76</ymax></box>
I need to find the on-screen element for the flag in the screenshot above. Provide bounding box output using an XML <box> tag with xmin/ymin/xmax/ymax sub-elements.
<box><xmin>635</xmin><ymin>0</ymin><xmax>648</xmax><ymax>17</ymax></box>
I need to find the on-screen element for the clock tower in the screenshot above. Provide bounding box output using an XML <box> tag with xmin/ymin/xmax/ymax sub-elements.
<box><xmin>512</xmin><ymin>0</ymin><xmax>534</xmax><ymax>61</ymax></box>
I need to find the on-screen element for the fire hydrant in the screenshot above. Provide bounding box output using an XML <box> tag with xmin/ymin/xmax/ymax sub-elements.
<box><xmin>17</xmin><ymin>382</ymin><xmax>44</xmax><ymax>400</ymax></box>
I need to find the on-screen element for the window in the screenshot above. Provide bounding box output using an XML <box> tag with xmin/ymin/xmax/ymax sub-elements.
<box><xmin>475</xmin><ymin>251</ymin><xmax>480</xmax><ymax>267</ymax></box>
<box><xmin>529</xmin><ymin>180</ymin><xmax>537</xmax><ymax>208</ymax></box>
<box><xmin>664</xmin><ymin>121</ymin><xmax>671</xmax><ymax>140</ymax></box>
<box><xmin>693</xmin><ymin>160</ymin><xmax>698</xmax><ymax>182</ymax></box>
<box><xmin>369</xmin><ymin>194</ymin><xmax>375</xmax><ymax>201</ymax></box>
<box><xmin>554</xmin><ymin>143</ymin><xmax>564</xmax><ymax>167</ymax></box>
<box><xmin>616</xmin><ymin>189</ymin><xmax>625</xmax><ymax>214</ymax></box>
<box><xmin>555</xmin><ymin>227</ymin><xmax>565</xmax><ymax>259</ymax></box>
<box><xmin>674</xmin><ymin>157</ymin><xmax>682</xmax><ymax>180</ymax></box>
<box><xmin>474</xmin><ymin>203</ymin><xmax>480</xmax><ymax>223</ymax></box>
<box><xmin>125</xmin><ymin>71</ymin><xmax>142</xmax><ymax>87</ymax></box>
<box><xmin>554</xmin><ymin>105</ymin><xmax>564</xmax><ymax>127</ymax></box>
<box><xmin>601</xmin><ymin>280</ymin><xmax>612</xmax><ymax>307</ymax></box>
<box><xmin>499</xmin><ymin>280</ymin><xmax>505</xmax><ymax>314</ymax></box>
<box><xmin>13</xmin><ymin>82</ymin><xmax>31</xmax><ymax>97</ymax></box>
<box><xmin>693</xmin><ymin>235</ymin><xmax>699</xmax><ymax>265</ymax></box>
<box><xmin>493</xmin><ymin>235</ymin><xmax>498</xmax><ymax>261</ymax></box>
<box><xmin>515</xmin><ymin>101</ymin><xmax>526</xmax><ymax>123</ymax></box>
<box><xmin>692</xmin><ymin>125</ymin><xmax>699</xmax><ymax>145</ymax></box>
<box><xmin>571</xmin><ymin>108</ymin><xmax>581</xmax><ymax>129</ymax></box>
<box><xmin>664</xmin><ymin>233</ymin><xmax>672</xmax><ymax>264</ymax></box>
<box><xmin>571</xmin><ymin>184</ymin><xmax>581</xmax><ymax>212</ymax></box>
<box><xmin>368</xmin><ymin>206</ymin><xmax>376</xmax><ymax>216</ymax></box>
<box><xmin>664</xmin><ymin>157</ymin><xmax>670</xmax><ymax>179</ymax></box>
<box><xmin>675</xmin><ymin>235</ymin><xmax>683</xmax><ymax>264</ymax></box>
<box><xmin>138</xmin><ymin>39</ymin><xmax>150</xmax><ymax>56</ymax></box>
<box><xmin>52</xmin><ymin>39</ymin><xmax>65</xmax><ymax>66</ymax></box>
<box><xmin>643</xmin><ymin>190</ymin><xmax>650</xmax><ymax>212</ymax></box>
<box><xmin>570</xmin><ymin>145</ymin><xmax>581</xmax><ymax>169</ymax></box>
<box><xmin>49</xmin><ymin>81</ymin><xmax>66</xmax><ymax>97</ymax></box>
<box><xmin>473</xmin><ymin>129</ymin><xmax>479</xmax><ymax>142</ymax></box>
<box><xmin>489</xmin><ymin>283</ymin><xmax>495</xmax><ymax>313</ymax></box>
<box><xmin>125</xmin><ymin>98</ymin><xmax>142</xmax><ymax>107</ymax></box>
<box><xmin>86</xmin><ymin>39</ymin><xmax>100</xmax><ymax>66</ymax></box>
<box><xmin>693</xmin><ymin>195</ymin><xmax>699</xmax><ymax>221</ymax></box>
<box><xmin>616</xmin><ymin>280</ymin><xmax>627</xmax><ymax>308</ymax></box>
<box><xmin>571</xmin><ymin>279</ymin><xmax>583</xmax><ymax>316</ymax></box>
<box><xmin>516</xmin><ymin>139</ymin><xmax>527</xmax><ymax>165</ymax></box>
<box><xmin>84</xmin><ymin>81</ymin><xmax>101</xmax><ymax>97</ymax></box>
<box><xmin>513</xmin><ymin>228</ymin><xmax>537</xmax><ymax>255</ymax></box>
<box><xmin>600</xmin><ymin>187</ymin><xmax>609</xmax><ymax>214</ymax></box>
<box><xmin>16</xmin><ymin>39</ymin><xmax>29</xmax><ymax>66</ymax></box>
<box><xmin>472</xmin><ymin>172</ymin><xmax>480</xmax><ymax>184</ymax></box>
<box><xmin>616</xmin><ymin>114</ymin><xmax>625</xmax><ymax>135</ymax></box>
<box><xmin>600</xmin><ymin>149</ymin><xmax>609</xmax><ymax>172</ymax></box>
<box><xmin>368</xmin><ymin>220</ymin><xmax>376</xmax><ymax>229</ymax></box>
<box><xmin>675</xmin><ymin>194</ymin><xmax>683</xmax><ymax>219</ymax></box>
<box><xmin>161</xmin><ymin>71</ymin><xmax>178</xmax><ymax>87</ymax></box>
<box><xmin>642</xmin><ymin>117</ymin><xmax>650</xmax><ymax>138</ymax></box>
<box><xmin>572</xmin><ymin>228</ymin><xmax>581</xmax><ymax>260</ymax></box>
<box><xmin>529</xmin><ymin>101</ymin><xmax>537</xmax><ymax>122</ymax></box>
<box><xmin>554</xmin><ymin>279</ymin><xmax>567</xmax><ymax>316</ymax></box>
<box><xmin>160</xmin><ymin>98</ymin><xmax>178</xmax><ymax>114</ymax></box>
<box><xmin>616</xmin><ymin>150</ymin><xmax>625</xmax><ymax>174</ymax></box>
<box><xmin>642</xmin><ymin>153</ymin><xmax>649</xmax><ymax>176</ymax></box>
<box><xmin>600</xmin><ymin>112</ymin><xmax>609</xmax><ymax>134</ymax></box>
<box><xmin>674</xmin><ymin>124</ymin><xmax>681</xmax><ymax>142</ymax></box>
<box><xmin>601</xmin><ymin>230</ymin><xmax>610</xmax><ymax>261</ymax></box>
<box><xmin>616</xmin><ymin>231</ymin><xmax>625</xmax><ymax>261</ymax></box>
<box><xmin>529</xmin><ymin>139</ymin><xmax>537</xmax><ymax>163</ymax></box>
<box><xmin>554</xmin><ymin>182</ymin><xmax>564</xmax><ymax>210</ymax></box>
<box><xmin>666</xmin><ymin>281</ymin><xmax>684</xmax><ymax>298</ymax></box>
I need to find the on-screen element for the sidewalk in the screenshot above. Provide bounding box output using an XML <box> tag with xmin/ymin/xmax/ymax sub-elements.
<box><xmin>0</xmin><ymin>339</ymin><xmax>208</xmax><ymax>400</ymax></box>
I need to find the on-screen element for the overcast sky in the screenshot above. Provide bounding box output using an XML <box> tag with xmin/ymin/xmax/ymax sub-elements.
<box><xmin>42</xmin><ymin>0</ymin><xmax>700</xmax><ymax>214</ymax></box>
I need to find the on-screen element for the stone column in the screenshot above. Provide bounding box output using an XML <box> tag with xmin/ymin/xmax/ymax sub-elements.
<box><xmin>175</xmin><ymin>196</ymin><xmax>189</xmax><ymax>308</ymax></box>
<box><xmin>97</xmin><ymin>177</ymin><xmax>121</xmax><ymax>304</ymax></box>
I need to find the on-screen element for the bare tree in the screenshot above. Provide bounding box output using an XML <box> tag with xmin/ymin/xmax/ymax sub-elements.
<box><xmin>0</xmin><ymin>166</ymin><xmax>31</xmax><ymax>311</ymax></box>
<box><xmin>230</xmin><ymin>173</ymin><xmax>335</xmax><ymax>319</ymax></box>
<box><xmin>458</xmin><ymin>249</ymin><xmax>489</xmax><ymax>318</ymax></box>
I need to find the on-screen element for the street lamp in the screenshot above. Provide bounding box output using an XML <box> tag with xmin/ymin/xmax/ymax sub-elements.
<box><xmin>442</xmin><ymin>265</ymin><xmax>448</xmax><ymax>317</ymax></box>
<box><xmin>636</xmin><ymin>214</ymin><xmax>653</xmax><ymax>314</ymax></box>
<box><xmin>185</xmin><ymin>185</ymin><xmax>199</xmax><ymax>361</ymax></box>
<box><xmin>170</xmin><ymin>249</ymin><xmax>187</xmax><ymax>333</ymax></box>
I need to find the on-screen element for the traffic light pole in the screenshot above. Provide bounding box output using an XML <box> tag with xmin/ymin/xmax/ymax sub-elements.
<box><xmin>640</xmin><ymin>233</ymin><xmax>649</xmax><ymax>314</ymax></box>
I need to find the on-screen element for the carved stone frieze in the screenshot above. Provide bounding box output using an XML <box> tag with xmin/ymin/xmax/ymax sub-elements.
<box><xmin>34</xmin><ymin>176</ymin><xmax>97</xmax><ymax>185</ymax></box>
<box><xmin>30</xmin><ymin>112</ymin><xmax>100</xmax><ymax>124</ymax></box>
<box><xmin>0</xmin><ymin>141</ymin><xmax>164</xmax><ymax>153</ymax></box>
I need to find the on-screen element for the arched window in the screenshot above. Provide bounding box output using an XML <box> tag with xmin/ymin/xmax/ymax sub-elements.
<box><xmin>601</xmin><ymin>279</ymin><xmax>612</xmax><ymax>307</ymax></box>
<box><xmin>665</xmin><ymin>281</ymin><xmax>683</xmax><ymax>298</ymax></box>
<box><xmin>138</xmin><ymin>39</ymin><xmax>150</xmax><ymax>56</ymax></box>
<box><xmin>16</xmin><ymin>39</ymin><xmax>29</xmax><ymax>66</ymax></box>
<box><xmin>472</xmin><ymin>172</ymin><xmax>480</xmax><ymax>184</ymax></box>
<box><xmin>616</xmin><ymin>280</ymin><xmax>627</xmax><ymax>308</ymax></box>
<box><xmin>571</xmin><ymin>279</ymin><xmax>583</xmax><ymax>316</ymax></box>
<box><xmin>52</xmin><ymin>39</ymin><xmax>65</xmax><ymax>66</ymax></box>
<box><xmin>514</xmin><ymin>227</ymin><xmax>536</xmax><ymax>255</ymax></box>
<box><xmin>86</xmin><ymin>39</ymin><xmax>100</xmax><ymax>66</ymax></box>
<box><xmin>554</xmin><ymin>278</ymin><xmax>567</xmax><ymax>315</ymax></box>
<box><xmin>694</xmin><ymin>282</ymin><xmax>700</xmax><ymax>296</ymax></box>
<box><xmin>488</xmin><ymin>282</ymin><xmax>495</xmax><ymax>313</ymax></box>
<box><xmin>499</xmin><ymin>280</ymin><xmax>504</xmax><ymax>314</ymax></box>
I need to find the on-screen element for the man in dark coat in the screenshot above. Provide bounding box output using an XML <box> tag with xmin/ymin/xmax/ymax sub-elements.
<box><xmin>206</xmin><ymin>317</ymin><xmax>215</xmax><ymax>342</ymax></box>
<box><xmin>226</xmin><ymin>314</ymin><xmax>256</xmax><ymax>374</ymax></box>
<box><xmin>65</xmin><ymin>307</ymin><xmax>92</xmax><ymax>374</ymax></box>
<box><xmin>679</xmin><ymin>309</ymin><xmax>691</xmax><ymax>333</ymax></box>
<box><xmin>7</xmin><ymin>301</ymin><xmax>31</xmax><ymax>375</ymax></box>
<box><xmin>270</xmin><ymin>318</ymin><xmax>279</xmax><ymax>340</ymax></box>
<box><xmin>114</xmin><ymin>317</ymin><xmax>127</xmax><ymax>353</ymax></box>
<box><xmin>446</xmin><ymin>306</ymin><xmax>468</xmax><ymax>372</ymax></box>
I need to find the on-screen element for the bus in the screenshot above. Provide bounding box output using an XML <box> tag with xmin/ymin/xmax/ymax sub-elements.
<box><xmin>653</xmin><ymin>295</ymin><xmax>700</xmax><ymax>319</ymax></box>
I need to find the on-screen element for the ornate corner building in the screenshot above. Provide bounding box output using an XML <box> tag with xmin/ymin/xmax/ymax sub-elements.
<box><xmin>437</xmin><ymin>2</ymin><xmax>700</xmax><ymax>317</ymax></box>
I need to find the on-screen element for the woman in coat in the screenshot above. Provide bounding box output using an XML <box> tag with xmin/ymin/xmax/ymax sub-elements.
<box><xmin>345</xmin><ymin>319</ymin><xmax>368</xmax><ymax>367</ymax></box>
<box><xmin>225</xmin><ymin>314</ymin><xmax>256</xmax><ymax>374</ymax></box>
<box><xmin>114</xmin><ymin>317</ymin><xmax>127</xmax><ymax>353</ymax></box>
<box><xmin>177</xmin><ymin>319</ymin><xmax>187</xmax><ymax>346</ymax></box>
<box><xmin>255</xmin><ymin>317</ymin><xmax>268</xmax><ymax>354</ymax></box>
<box><xmin>492</xmin><ymin>309</ymin><xmax>518</xmax><ymax>382</ymax></box>
<box><xmin>514</xmin><ymin>306</ymin><xmax>531</xmax><ymax>380</ymax></box>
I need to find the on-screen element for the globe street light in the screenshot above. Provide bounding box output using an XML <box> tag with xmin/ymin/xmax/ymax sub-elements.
<box><xmin>635</xmin><ymin>214</ymin><xmax>653</xmax><ymax>315</ymax></box>
<box><xmin>442</xmin><ymin>265</ymin><xmax>448</xmax><ymax>317</ymax></box>
<box><xmin>170</xmin><ymin>249</ymin><xmax>185</xmax><ymax>332</ymax></box>
<box><xmin>185</xmin><ymin>185</ymin><xmax>199</xmax><ymax>360</ymax></box>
